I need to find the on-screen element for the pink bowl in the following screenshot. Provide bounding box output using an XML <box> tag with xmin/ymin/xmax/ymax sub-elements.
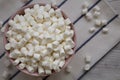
<box><xmin>4</xmin><ymin>3</ymin><xmax>76</xmax><ymax>77</ymax></box>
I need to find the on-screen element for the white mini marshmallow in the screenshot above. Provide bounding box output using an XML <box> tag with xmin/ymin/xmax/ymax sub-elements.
<box><xmin>45</xmin><ymin>69</ymin><xmax>52</xmax><ymax>74</ymax></box>
<box><xmin>60</xmin><ymin>48</ymin><xmax>65</xmax><ymax>55</ymax></box>
<box><xmin>56</xmin><ymin>34</ymin><xmax>64</xmax><ymax>42</ymax></box>
<box><xmin>49</xmin><ymin>8</ymin><xmax>55</xmax><ymax>16</ymax></box>
<box><xmin>53</xmin><ymin>52</ymin><xmax>59</xmax><ymax>58</ymax></box>
<box><xmin>26</xmin><ymin>65</ymin><xmax>35</xmax><ymax>73</ymax></box>
<box><xmin>93</xmin><ymin>6</ymin><xmax>100</xmax><ymax>12</ymax></box>
<box><xmin>53</xmin><ymin>59</ymin><xmax>60</xmax><ymax>66</ymax></box>
<box><xmin>55</xmin><ymin>29</ymin><xmax>61</xmax><ymax>34</ymax></box>
<box><xmin>38</xmin><ymin>66</ymin><xmax>44</xmax><ymax>74</ymax></box>
<box><xmin>101</xmin><ymin>19</ymin><xmax>107</xmax><ymax>26</ymax></box>
<box><xmin>19</xmin><ymin>63</ymin><xmax>26</xmax><ymax>69</ymax></box>
<box><xmin>64</xmin><ymin>45</ymin><xmax>71</xmax><ymax>51</ymax></box>
<box><xmin>19</xmin><ymin>57</ymin><xmax>27</xmax><ymax>63</ymax></box>
<box><xmin>24</xmin><ymin>8</ymin><xmax>31</xmax><ymax>14</ymax></box>
<box><xmin>102</xmin><ymin>28</ymin><xmax>108</xmax><ymax>34</ymax></box>
<box><xmin>85</xmin><ymin>55</ymin><xmax>91</xmax><ymax>63</ymax></box>
<box><xmin>85</xmin><ymin>12</ymin><xmax>93</xmax><ymax>21</ymax></box>
<box><xmin>65</xmin><ymin>18</ymin><xmax>71</xmax><ymax>25</ymax></box>
<box><xmin>43</xmin><ymin>12</ymin><xmax>50</xmax><ymax>20</ymax></box>
<box><xmin>42</xmin><ymin>60</ymin><xmax>49</xmax><ymax>67</ymax></box>
<box><xmin>47</xmin><ymin>43</ymin><xmax>53</xmax><ymax>50</ymax></box>
<box><xmin>33</xmin><ymin>54</ymin><xmax>41</xmax><ymax>61</ymax></box>
<box><xmin>44</xmin><ymin>21</ymin><xmax>52</xmax><ymax>27</ymax></box>
<box><xmin>6</xmin><ymin>30</ymin><xmax>12</xmax><ymax>37</ymax></box>
<box><xmin>95</xmin><ymin>19</ymin><xmax>102</xmax><ymax>27</ymax></box>
<box><xmin>55</xmin><ymin>9</ymin><xmax>62</xmax><ymax>17</ymax></box>
<box><xmin>16</xmin><ymin>34</ymin><xmax>22</xmax><ymax>41</ymax></box>
<box><xmin>32</xmin><ymin>39</ymin><xmax>39</xmax><ymax>45</ymax></box>
<box><xmin>24</xmin><ymin>33</ymin><xmax>31</xmax><ymax>40</ymax></box>
<box><xmin>82</xmin><ymin>1</ymin><xmax>89</xmax><ymax>8</ymax></box>
<box><xmin>41</xmin><ymin>49</ymin><xmax>49</xmax><ymax>57</ymax></box>
<box><xmin>27</xmin><ymin>50</ymin><xmax>33</xmax><ymax>57</ymax></box>
<box><xmin>59</xmin><ymin>60</ymin><xmax>65</xmax><ymax>68</ymax></box>
<box><xmin>89</xmin><ymin>27</ymin><xmax>96</xmax><ymax>33</ymax></box>
<box><xmin>67</xmin><ymin>49</ymin><xmax>74</xmax><ymax>55</ymax></box>
<box><xmin>20</xmin><ymin>47</ymin><xmax>27</xmax><ymax>55</ymax></box>
<box><xmin>51</xmin><ymin>16</ymin><xmax>58</xmax><ymax>23</ymax></box>
<box><xmin>93</xmin><ymin>11</ymin><xmax>101</xmax><ymax>18</ymax></box>
<box><xmin>8</xmin><ymin>20</ymin><xmax>16</xmax><ymax>27</ymax></box>
<box><xmin>48</xmin><ymin>27</ymin><xmax>55</xmax><ymax>33</ymax></box>
<box><xmin>34</xmin><ymin>4</ymin><xmax>40</xmax><ymax>10</ymax></box>
<box><xmin>52</xmin><ymin>41</ymin><xmax>59</xmax><ymax>48</ymax></box>
<box><xmin>5</xmin><ymin>43</ymin><xmax>11</xmax><ymax>50</ymax></box>
<box><xmin>26</xmin><ymin>43</ymin><xmax>33</xmax><ymax>51</ymax></box>
<box><xmin>45</xmin><ymin>4</ymin><xmax>51</xmax><ymax>11</ymax></box>
<box><xmin>84</xmin><ymin>64</ymin><xmax>90</xmax><ymax>71</ymax></box>
<box><xmin>34</xmin><ymin>45</ymin><xmax>40</xmax><ymax>52</ymax></box>
<box><xmin>13</xmin><ymin>59</ymin><xmax>20</xmax><ymax>65</ymax></box>
<box><xmin>14</xmin><ymin>49</ymin><xmax>21</xmax><ymax>56</ymax></box>
<box><xmin>66</xmin><ymin>38</ymin><xmax>75</xmax><ymax>48</ymax></box>
<box><xmin>81</xmin><ymin>8</ymin><xmax>88</xmax><ymax>14</ymax></box>
<box><xmin>64</xmin><ymin>30</ymin><xmax>74</xmax><ymax>38</ymax></box>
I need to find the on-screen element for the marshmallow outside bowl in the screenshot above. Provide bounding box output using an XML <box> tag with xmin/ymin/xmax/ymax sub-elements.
<box><xmin>3</xmin><ymin>3</ymin><xmax>76</xmax><ymax>77</ymax></box>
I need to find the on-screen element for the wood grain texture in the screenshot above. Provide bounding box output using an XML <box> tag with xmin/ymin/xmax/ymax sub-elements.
<box><xmin>81</xmin><ymin>0</ymin><xmax>120</xmax><ymax>80</ymax></box>
<box><xmin>0</xmin><ymin>0</ymin><xmax>120</xmax><ymax>80</ymax></box>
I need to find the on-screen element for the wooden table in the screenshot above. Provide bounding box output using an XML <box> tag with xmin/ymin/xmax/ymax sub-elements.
<box><xmin>0</xmin><ymin>0</ymin><xmax>120</xmax><ymax>80</ymax></box>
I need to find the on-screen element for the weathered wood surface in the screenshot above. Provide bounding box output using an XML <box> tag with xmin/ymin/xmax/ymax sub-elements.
<box><xmin>0</xmin><ymin>0</ymin><xmax>120</xmax><ymax>80</ymax></box>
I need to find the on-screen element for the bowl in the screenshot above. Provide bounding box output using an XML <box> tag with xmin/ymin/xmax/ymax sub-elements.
<box><xmin>4</xmin><ymin>3</ymin><xmax>76</xmax><ymax>77</ymax></box>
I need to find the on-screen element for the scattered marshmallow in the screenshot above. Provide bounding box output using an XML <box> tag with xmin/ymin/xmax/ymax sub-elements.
<box><xmin>95</xmin><ymin>19</ymin><xmax>102</xmax><ymax>27</ymax></box>
<box><xmin>85</xmin><ymin>12</ymin><xmax>93</xmax><ymax>21</ymax></box>
<box><xmin>85</xmin><ymin>55</ymin><xmax>91</xmax><ymax>63</ymax></box>
<box><xmin>101</xmin><ymin>19</ymin><xmax>107</xmax><ymax>26</ymax></box>
<box><xmin>93</xmin><ymin>6</ymin><xmax>100</xmax><ymax>12</ymax></box>
<box><xmin>82</xmin><ymin>1</ymin><xmax>89</xmax><ymax>9</ymax></box>
<box><xmin>93</xmin><ymin>11</ymin><xmax>101</xmax><ymax>18</ymax></box>
<box><xmin>84</xmin><ymin>64</ymin><xmax>90</xmax><ymax>71</ymax></box>
<box><xmin>102</xmin><ymin>28</ymin><xmax>108</xmax><ymax>34</ymax></box>
<box><xmin>81</xmin><ymin>8</ymin><xmax>88</xmax><ymax>14</ymax></box>
<box><xmin>89</xmin><ymin>27</ymin><xmax>96</xmax><ymax>33</ymax></box>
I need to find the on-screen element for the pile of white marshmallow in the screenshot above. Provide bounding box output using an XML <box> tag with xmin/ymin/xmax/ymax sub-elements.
<box><xmin>5</xmin><ymin>4</ymin><xmax>75</xmax><ymax>75</ymax></box>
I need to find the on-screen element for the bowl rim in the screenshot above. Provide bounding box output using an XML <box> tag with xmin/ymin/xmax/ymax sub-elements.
<box><xmin>4</xmin><ymin>3</ymin><xmax>77</xmax><ymax>77</ymax></box>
